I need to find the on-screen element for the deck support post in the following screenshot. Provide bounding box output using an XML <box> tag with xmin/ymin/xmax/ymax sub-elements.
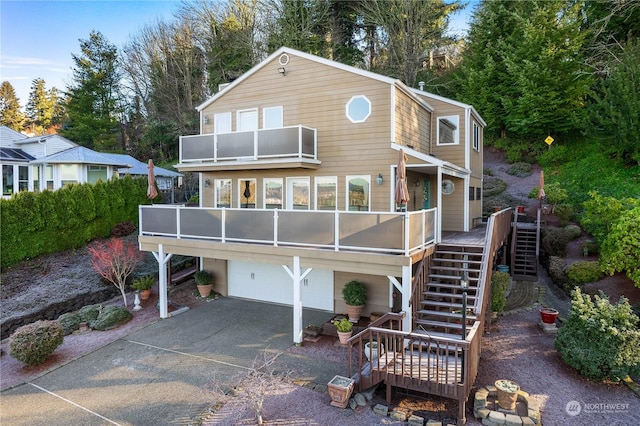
<box><xmin>388</xmin><ymin>265</ymin><xmax>412</xmax><ymax>332</ymax></box>
<box><xmin>283</xmin><ymin>256</ymin><xmax>312</xmax><ymax>344</ymax></box>
<box><xmin>152</xmin><ymin>244</ymin><xmax>173</xmax><ymax>319</ymax></box>
<box><xmin>458</xmin><ymin>397</ymin><xmax>467</xmax><ymax>425</ymax></box>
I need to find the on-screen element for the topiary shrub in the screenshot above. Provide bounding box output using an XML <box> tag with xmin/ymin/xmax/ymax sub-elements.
<box><xmin>57</xmin><ymin>312</ymin><xmax>82</xmax><ymax>335</ymax></box>
<box><xmin>90</xmin><ymin>306</ymin><xmax>132</xmax><ymax>331</ymax></box>
<box><xmin>555</xmin><ymin>288</ymin><xmax>640</xmax><ymax>382</ymax></box>
<box><xmin>79</xmin><ymin>304</ymin><xmax>102</xmax><ymax>323</ymax></box>
<box><xmin>110</xmin><ymin>221</ymin><xmax>136</xmax><ymax>238</ymax></box>
<box><xmin>542</xmin><ymin>227</ymin><xmax>573</xmax><ymax>257</ymax></box>
<box><xmin>566</xmin><ymin>261</ymin><xmax>603</xmax><ymax>285</ymax></box>
<box><xmin>548</xmin><ymin>256</ymin><xmax>570</xmax><ymax>291</ymax></box>
<box><xmin>507</xmin><ymin>162</ymin><xmax>532</xmax><ymax>177</ymax></box>
<box><xmin>491</xmin><ymin>271</ymin><xmax>510</xmax><ymax>313</ymax></box>
<box><xmin>9</xmin><ymin>320</ymin><xmax>64</xmax><ymax>366</ymax></box>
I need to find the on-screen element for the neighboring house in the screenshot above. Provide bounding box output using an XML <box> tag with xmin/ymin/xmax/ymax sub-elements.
<box><xmin>139</xmin><ymin>46</ymin><xmax>486</xmax><ymax>327</ymax></box>
<box><xmin>104</xmin><ymin>154</ymin><xmax>183</xmax><ymax>191</ymax></box>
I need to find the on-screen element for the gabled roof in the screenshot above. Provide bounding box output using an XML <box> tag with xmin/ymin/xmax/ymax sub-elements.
<box><xmin>412</xmin><ymin>89</ymin><xmax>487</xmax><ymax>127</ymax></box>
<box><xmin>30</xmin><ymin>146</ymin><xmax>131</xmax><ymax>167</ymax></box>
<box><xmin>0</xmin><ymin>147</ymin><xmax>35</xmax><ymax>162</ymax></box>
<box><xmin>13</xmin><ymin>133</ymin><xmax>78</xmax><ymax>147</ymax></box>
<box><xmin>103</xmin><ymin>153</ymin><xmax>182</xmax><ymax>178</ymax></box>
<box><xmin>0</xmin><ymin>126</ymin><xmax>27</xmax><ymax>146</ymax></box>
<box><xmin>197</xmin><ymin>46</ymin><xmax>434</xmax><ymax>113</ymax></box>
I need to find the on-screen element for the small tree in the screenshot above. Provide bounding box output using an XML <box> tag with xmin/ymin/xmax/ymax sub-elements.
<box><xmin>600</xmin><ymin>207</ymin><xmax>640</xmax><ymax>288</ymax></box>
<box><xmin>88</xmin><ymin>238</ymin><xmax>144</xmax><ymax>307</ymax></box>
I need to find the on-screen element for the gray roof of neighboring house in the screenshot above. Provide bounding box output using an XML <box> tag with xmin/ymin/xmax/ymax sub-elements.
<box><xmin>104</xmin><ymin>154</ymin><xmax>182</xmax><ymax>178</ymax></box>
<box><xmin>0</xmin><ymin>147</ymin><xmax>35</xmax><ymax>162</ymax></box>
<box><xmin>0</xmin><ymin>126</ymin><xmax>27</xmax><ymax>146</ymax></box>
<box><xmin>30</xmin><ymin>146</ymin><xmax>132</xmax><ymax>167</ymax></box>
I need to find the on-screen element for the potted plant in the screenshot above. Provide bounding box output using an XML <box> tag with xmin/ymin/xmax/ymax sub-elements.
<box><xmin>194</xmin><ymin>270</ymin><xmax>214</xmax><ymax>298</ymax></box>
<box><xmin>539</xmin><ymin>307</ymin><xmax>559</xmax><ymax>324</ymax></box>
<box><xmin>334</xmin><ymin>317</ymin><xmax>353</xmax><ymax>345</ymax></box>
<box><xmin>494</xmin><ymin>379</ymin><xmax>520</xmax><ymax>410</ymax></box>
<box><xmin>342</xmin><ymin>280</ymin><xmax>367</xmax><ymax>322</ymax></box>
<box><xmin>363</xmin><ymin>340</ymin><xmax>384</xmax><ymax>362</ymax></box>
<box><xmin>131</xmin><ymin>275</ymin><xmax>155</xmax><ymax>300</ymax></box>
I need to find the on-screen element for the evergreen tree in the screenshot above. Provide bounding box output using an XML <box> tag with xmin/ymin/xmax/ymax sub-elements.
<box><xmin>0</xmin><ymin>81</ymin><xmax>25</xmax><ymax>131</ymax></box>
<box><xmin>457</xmin><ymin>0</ymin><xmax>590</xmax><ymax>140</ymax></box>
<box><xmin>61</xmin><ymin>31</ymin><xmax>122</xmax><ymax>150</ymax></box>
<box><xmin>25</xmin><ymin>78</ymin><xmax>60</xmax><ymax>135</ymax></box>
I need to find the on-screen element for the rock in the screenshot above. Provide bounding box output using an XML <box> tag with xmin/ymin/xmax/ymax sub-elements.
<box><xmin>373</xmin><ymin>404</ymin><xmax>388</xmax><ymax>416</ymax></box>
<box><xmin>354</xmin><ymin>392</ymin><xmax>367</xmax><ymax>406</ymax></box>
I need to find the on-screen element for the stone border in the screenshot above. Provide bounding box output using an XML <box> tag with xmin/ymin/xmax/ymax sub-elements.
<box><xmin>474</xmin><ymin>385</ymin><xmax>540</xmax><ymax>425</ymax></box>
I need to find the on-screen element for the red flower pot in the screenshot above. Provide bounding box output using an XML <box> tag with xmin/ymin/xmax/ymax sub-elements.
<box><xmin>539</xmin><ymin>308</ymin><xmax>559</xmax><ymax>324</ymax></box>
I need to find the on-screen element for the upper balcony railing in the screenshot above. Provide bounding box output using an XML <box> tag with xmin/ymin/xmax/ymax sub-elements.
<box><xmin>139</xmin><ymin>206</ymin><xmax>438</xmax><ymax>256</ymax></box>
<box><xmin>179</xmin><ymin>125</ymin><xmax>317</xmax><ymax>164</ymax></box>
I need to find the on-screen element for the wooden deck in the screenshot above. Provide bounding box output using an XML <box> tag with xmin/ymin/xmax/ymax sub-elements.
<box><xmin>441</xmin><ymin>225</ymin><xmax>487</xmax><ymax>246</ymax></box>
<box><xmin>372</xmin><ymin>349</ymin><xmax>462</xmax><ymax>385</ymax></box>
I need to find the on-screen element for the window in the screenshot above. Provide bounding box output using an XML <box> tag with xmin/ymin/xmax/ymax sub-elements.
<box><xmin>88</xmin><ymin>165</ymin><xmax>107</xmax><ymax>184</ymax></box>
<box><xmin>315</xmin><ymin>176</ymin><xmax>337</xmax><ymax>210</ymax></box>
<box><xmin>347</xmin><ymin>175</ymin><xmax>370</xmax><ymax>211</ymax></box>
<box><xmin>32</xmin><ymin>166</ymin><xmax>40</xmax><ymax>192</ymax></box>
<box><xmin>287</xmin><ymin>177</ymin><xmax>310</xmax><ymax>210</ymax></box>
<box><xmin>18</xmin><ymin>166</ymin><xmax>28</xmax><ymax>192</ymax></box>
<box><xmin>264</xmin><ymin>178</ymin><xmax>283</xmax><ymax>209</ymax></box>
<box><xmin>346</xmin><ymin>95</ymin><xmax>371</xmax><ymax>123</ymax></box>
<box><xmin>476</xmin><ymin>187</ymin><xmax>482</xmax><ymax>201</ymax></box>
<box><xmin>237</xmin><ymin>109</ymin><xmax>258</xmax><ymax>131</ymax></box>
<box><xmin>239</xmin><ymin>178</ymin><xmax>256</xmax><ymax>208</ymax></box>
<box><xmin>473</xmin><ymin>122</ymin><xmax>480</xmax><ymax>151</ymax></box>
<box><xmin>437</xmin><ymin>115</ymin><xmax>459</xmax><ymax>145</ymax></box>
<box><xmin>60</xmin><ymin>164</ymin><xmax>78</xmax><ymax>187</ymax></box>
<box><xmin>469</xmin><ymin>186</ymin><xmax>475</xmax><ymax>201</ymax></box>
<box><xmin>214</xmin><ymin>112</ymin><xmax>232</xmax><ymax>134</ymax></box>
<box><xmin>263</xmin><ymin>106</ymin><xmax>283</xmax><ymax>129</ymax></box>
<box><xmin>45</xmin><ymin>165</ymin><xmax>54</xmax><ymax>190</ymax></box>
<box><xmin>2</xmin><ymin>165</ymin><xmax>13</xmax><ymax>196</ymax></box>
<box><xmin>215</xmin><ymin>179</ymin><xmax>231</xmax><ymax>207</ymax></box>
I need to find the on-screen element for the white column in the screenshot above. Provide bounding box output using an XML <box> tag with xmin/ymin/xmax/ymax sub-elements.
<box><xmin>283</xmin><ymin>256</ymin><xmax>312</xmax><ymax>344</ymax></box>
<box><xmin>152</xmin><ymin>244</ymin><xmax>173</xmax><ymax>319</ymax></box>
<box><xmin>388</xmin><ymin>264</ymin><xmax>412</xmax><ymax>331</ymax></box>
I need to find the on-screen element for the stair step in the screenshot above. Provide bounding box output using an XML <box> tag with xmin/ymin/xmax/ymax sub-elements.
<box><xmin>435</xmin><ymin>249</ymin><xmax>483</xmax><ymax>256</ymax></box>
<box><xmin>414</xmin><ymin>319</ymin><xmax>473</xmax><ymax>330</ymax></box>
<box><xmin>417</xmin><ymin>309</ymin><xmax>477</xmax><ymax>320</ymax></box>
<box><xmin>419</xmin><ymin>300</ymin><xmax>465</xmax><ymax>308</ymax></box>
<box><xmin>427</xmin><ymin>281</ymin><xmax>479</xmax><ymax>290</ymax></box>
<box><xmin>428</xmin><ymin>273</ymin><xmax>480</xmax><ymax>282</ymax></box>
<box><xmin>432</xmin><ymin>257</ymin><xmax>483</xmax><ymax>264</ymax></box>
<box><xmin>430</xmin><ymin>265</ymin><xmax>482</xmax><ymax>273</ymax></box>
<box><xmin>423</xmin><ymin>291</ymin><xmax>477</xmax><ymax>300</ymax></box>
<box><xmin>413</xmin><ymin>328</ymin><xmax>464</xmax><ymax>341</ymax></box>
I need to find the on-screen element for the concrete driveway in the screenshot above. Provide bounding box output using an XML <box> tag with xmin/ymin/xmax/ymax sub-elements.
<box><xmin>0</xmin><ymin>298</ymin><xmax>341</xmax><ymax>426</ymax></box>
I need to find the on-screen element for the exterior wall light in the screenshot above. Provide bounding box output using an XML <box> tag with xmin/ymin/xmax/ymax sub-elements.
<box><xmin>277</xmin><ymin>67</ymin><xmax>287</xmax><ymax>75</ymax></box>
<box><xmin>376</xmin><ymin>173</ymin><xmax>383</xmax><ymax>185</ymax></box>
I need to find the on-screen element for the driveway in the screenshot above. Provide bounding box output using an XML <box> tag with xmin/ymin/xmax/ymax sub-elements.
<box><xmin>0</xmin><ymin>298</ymin><xmax>340</xmax><ymax>426</ymax></box>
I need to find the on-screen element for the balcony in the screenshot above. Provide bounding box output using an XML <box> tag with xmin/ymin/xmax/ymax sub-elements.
<box><xmin>139</xmin><ymin>206</ymin><xmax>437</xmax><ymax>256</ymax></box>
<box><xmin>179</xmin><ymin>125</ymin><xmax>318</xmax><ymax>168</ymax></box>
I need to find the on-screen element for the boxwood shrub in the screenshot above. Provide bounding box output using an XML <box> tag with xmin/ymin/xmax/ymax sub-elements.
<box><xmin>566</xmin><ymin>261</ymin><xmax>603</xmax><ymax>285</ymax></box>
<box><xmin>9</xmin><ymin>320</ymin><xmax>64</xmax><ymax>366</ymax></box>
<box><xmin>555</xmin><ymin>288</ymin><xmax>640</xmax><ymax>382</ymax></box>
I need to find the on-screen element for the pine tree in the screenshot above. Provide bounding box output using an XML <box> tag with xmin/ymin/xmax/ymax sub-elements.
<box><xmin>0</xmin><ymin>81</ymin><xmax>26</xmax><ymax>131</ymax></box>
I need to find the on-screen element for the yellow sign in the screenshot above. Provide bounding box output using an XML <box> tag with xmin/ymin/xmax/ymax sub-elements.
<box><xmin>545</xmin><ymin>135</ymin><xmax>554</xmax><ymax>145</ymax></box>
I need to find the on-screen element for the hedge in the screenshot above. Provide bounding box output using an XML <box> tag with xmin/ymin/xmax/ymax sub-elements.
<box><xmin>0</xmin><ymin>176</ymin><xmax>149</xmax><ymax>269</ymax></box>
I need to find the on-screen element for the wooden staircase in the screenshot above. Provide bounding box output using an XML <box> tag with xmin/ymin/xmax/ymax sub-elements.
<box><xmin>415</xmin><ymin>244</ymin><xmax>484</xmax><ymax>339</ymax></box>
<box><xmin>510</xmin><ymin>210</ymin><xmax>541</xmax><ymax>281</ymax></box>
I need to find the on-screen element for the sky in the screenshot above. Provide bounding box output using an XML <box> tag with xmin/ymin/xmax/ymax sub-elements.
<box><xmin>1</xmin><ymin>0</ymin><xmax>477</xmax><ymax>107</ymax></box>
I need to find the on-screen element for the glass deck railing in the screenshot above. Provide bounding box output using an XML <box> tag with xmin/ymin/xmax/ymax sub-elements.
<box><xmin>180</xmin><ymin>125</ymin><xmax>317</xmax><ymax>163</ymax></box>
<box><xmin>139</xmin><ymin>206</ymin><xmax>437</xmax><ymax>256</ymax></box>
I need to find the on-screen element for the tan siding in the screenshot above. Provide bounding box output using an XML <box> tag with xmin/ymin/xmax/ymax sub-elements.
<box><xmin>394</xmin><ymin>89</ymin><xmax>431</xmax><ymax>154</ymax></box>
<box><xmin>470</xmin><ymin>118</ymin><xmax>483</xmax><ymax>179</ymax></box>
<box><xmin>334</xmin><ymin>273</ymin><xmax>389</xmax><ymax>317</ymax></box>
<box><xmin>441</xmin><ymin>176</ymin><xmax>465</xmax><ymax>231</ymax></box>
<box><xmin>200</xmin><ymin>54</ymin><xmax>403</xmax><ymax>212</ymax></box>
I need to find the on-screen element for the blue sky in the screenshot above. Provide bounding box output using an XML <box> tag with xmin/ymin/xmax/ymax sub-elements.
<box><xmin>1</xmin><ymin>0</ymin><xmax>477</xmax><ymax>106</ymax></box>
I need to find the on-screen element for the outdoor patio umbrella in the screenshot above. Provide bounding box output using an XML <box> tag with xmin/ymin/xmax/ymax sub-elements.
<box><xmin>538</xmin><ymin>170</ymin><xmax>545</xmax><ymax>206</ymax></box>
<box><xmin>395</xmin><ymin>149</ymin><xmax>409</xmax><ymax>209</ymax></box>
<box><xmin>147</xmin><ymin>159</ymin><xmax>158</xmax><ymax>200</ymax></box>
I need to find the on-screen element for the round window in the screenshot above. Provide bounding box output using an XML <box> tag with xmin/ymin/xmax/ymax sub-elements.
<box><xmin>346</xmin><ymin>96</ymin><xmax>371</xmax><ymax>123</ymax></box>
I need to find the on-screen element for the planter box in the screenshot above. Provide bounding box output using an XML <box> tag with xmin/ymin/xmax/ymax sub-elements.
<box><xmin>327</xmin><ymin>375</ymin><xmax>355</xmax><ymax>408</ymax></box>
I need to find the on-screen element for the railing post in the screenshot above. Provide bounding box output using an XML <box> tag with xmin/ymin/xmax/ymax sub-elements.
<box><xmin>334</xmin><ymin>210</ymin><xmax>340</xmax><ymax>251</ymax></box>
<box><xmin>139</xmin><ymin>206</ymin><xmax>143</xmax><ymax>237</ymax></box>
<box><xmin>253</xmin><ymin>130</ymin><xmax>259</xmax><ymax>160</ymax></box>
<box><xmin>221</xmin><ymin>209</ymin><xmax>226</xmax><ymax>243</ymax></box>
<box><xmin>213</xmin><ymin>134</ymin><xmax>218</xmax><ymax>162</ymax></box>
<box><xmin>274</xmin><ymin>209</ymin><xmax>279</xmax><ymax>247</ymax></box>
<box><xmin>404</xmin><ymin>211</ymin><xmax>410</xmax><ymax>255</ymax></box>
<box><xmin>176</xmin><ymin>207</ymin><xmax>181</xmax><ymax>239</ymax></box>
<box><xmin>298</xmin><ymin>126</ymin><xmax>303</xmax><ymax>159</ymax></box>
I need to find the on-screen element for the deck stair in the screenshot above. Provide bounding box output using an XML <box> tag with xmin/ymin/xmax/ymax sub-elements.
<box><xmin>415</xmin><ymin>244</ymin><xmax>484</xmax><ymax>339</ymax></box>
<box><xmin>511</xmin><ymin>217</ymin><xmax>539</xmax><ymax>281</ymax></box>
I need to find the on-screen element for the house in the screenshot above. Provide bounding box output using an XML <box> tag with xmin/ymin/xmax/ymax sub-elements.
<box><xmin>104</xmin><ymin>153</ymin><xmax>183</xmax><ymax>191</ymax></box>
<box><xmin>137</xmin><ymin>47</ymin><xmax>504</xmax><ymax>423</ymax></box>
<box><xmin>0</xmin><ymin>127</ymin><xmax>130</xmax><ymax>197</ymax></box>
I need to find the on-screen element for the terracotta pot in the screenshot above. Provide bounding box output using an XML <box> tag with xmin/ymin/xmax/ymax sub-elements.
<box><xmin>327</xmin><ymin>375</ymin><xmax>355</xmax><ymax>408</ymax></box>
<box><xmin>139</xmin><ymin>289</ymin><xmax>151</xmax><ymax>300</ymax></box>
<box><xmin>197</xmin><ymin>284</ymin><xmax>213</xmax><ymax>298</ymax></box>
<box><xmin>337</xmin><ymin>330</ymin><xmax>352</xmax><ymax>345</ymax></box>
<box><xmin>495</xmin><ymin>379</ymin><xmax>519</xmax><ymax>410</ymax></box>
<box><xmin>539</xmin><ymin>308</ymin><xmax>559</xmax><ymax>324</ymax></box>
<box><xmin>346</xmin><ymin>304</ymin><xmax>364</xmax><ymax>322</ymax></box>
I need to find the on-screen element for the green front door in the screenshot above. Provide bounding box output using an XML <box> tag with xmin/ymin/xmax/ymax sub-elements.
<box><xmin>422</xmin><ymin>179</ymin><xmax>431</xmax><ymax>209</ymax></box>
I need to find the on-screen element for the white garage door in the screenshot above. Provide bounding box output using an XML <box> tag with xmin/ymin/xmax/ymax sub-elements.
<box><xmin>228</xmin><ymin>261</ymin><xmax>334</xmax><ymax>311</ymax></box>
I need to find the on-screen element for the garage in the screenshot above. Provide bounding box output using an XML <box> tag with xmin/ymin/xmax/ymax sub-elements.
<box><xmin>227</xmin><ymin>260</ymin><xmax>334</xmax><ymax>311</ymax></box>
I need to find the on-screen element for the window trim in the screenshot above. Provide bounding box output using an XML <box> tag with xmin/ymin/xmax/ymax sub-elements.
<box><xmin>263</xmin><ymin>106</ymin><xmax>283</xmax><ymax>129</ymax></box>
<box><xmin>263</xmin><ymin>178</ymin><xmax>283</xmax><ymax>209</ymax></box>
<box><xmin>238</xmin><ymin>178</ymin><xmax>257</xmax><ymax>208</ymax></box>
<box><xmin>214</xmin><ymin>112</ymin><xmax>232</xmax><ymax>134</ymax></box>
<box><xmin>315</xmin><ymin>176</ymin><xmax>337</xmax><ymax>210</ymax></box>
<box><xmin>346</xmin><ymin>95</ymin><xmax>371</xmax><ymax>123</ymax></box>
<box><xmin>436</xmin><ymin>115</ymin><xmax>459</xmax><ymax>146</ymax></box>
<box><xmin>473</xmin><ymin>122</ymin><xmax>480</xmax><ymax>151</ymax></box>
<box><xmin>237</xmin><ymin>108</ymin><xmax>258</xmax><ymax>132</ymax></box>
<box><xmin>346</xmin><ymin>175</ymin><xmax>371</xmax><ymax>211</ymax></box>
<box><xmin>214</xmin><ymin>178</ymin><xmax>232</xmax><ymax>208</ymax></box>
